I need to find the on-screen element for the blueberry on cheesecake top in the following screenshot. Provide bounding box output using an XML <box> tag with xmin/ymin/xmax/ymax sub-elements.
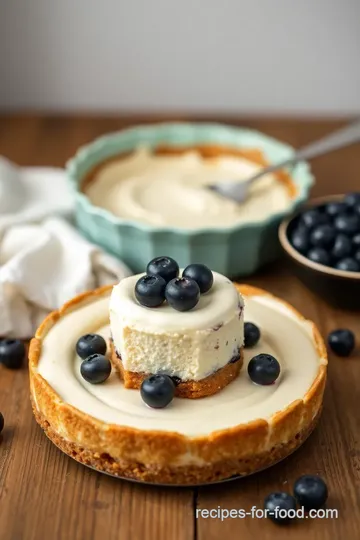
<box><xmin>135</xmin><ymin>257</ymin><xmax>214</xmax><ymax>312</ymax></box>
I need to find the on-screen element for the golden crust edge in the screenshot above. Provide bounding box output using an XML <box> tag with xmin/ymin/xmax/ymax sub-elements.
<box><xmin>29</xmin><ymin>283</ymin><xmax>327</xmax><ymax>466</ymax></box>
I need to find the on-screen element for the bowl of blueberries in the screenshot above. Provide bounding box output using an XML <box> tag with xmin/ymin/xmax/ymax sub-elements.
<box><xmin>279</xmin><ymin>192</ymin><xmax>360</xmax><ymax>310</ymax></box>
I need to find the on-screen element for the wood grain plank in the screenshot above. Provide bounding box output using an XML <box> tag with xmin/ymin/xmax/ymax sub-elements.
<box><xmin>1</xmin><ymin>114</ymin><xmax>360</xmax><ymax>540</ymax></box>
<box><xmin>0</xmin><ymin>365</ymin><xmax>193</xmax><ymax>540</ymax></box>
<box><xmin>0</xmin><ymin>115</ymin><xmax>194</xmax><ymax>540</ymax></box>
<box><xmin>196</xmin><ymin>276</ymin><xmax>360</xmax><ymax>539</ymax></box>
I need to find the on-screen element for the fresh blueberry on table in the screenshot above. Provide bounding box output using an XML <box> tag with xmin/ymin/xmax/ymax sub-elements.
<box><xmin>146</xmin><ymin>256</ymin><xmax>179</xmax><ymax>284</ymax></box>
<box><xmin>328</xmin><ymin>329</ymin><xmax>355</xmax><ymax>357</ymax></box>
<box><xmin>76</xmin><ymin>333</ymin><xmax>107</xmax><ymax>360</ymax></box>
<box><xmin>334</xmin><ymin>257</ymin><xmax>359</xmax><ymax>272</ymax></box>
<box><xmin>325</xmin><ymin>201</ymin><xmax>347</xmax><ymax>217</ymax></box>
<box><xmin>306</xmin><ymin>247</ymin><xmax>331</xmax><ymax>266</ymax></box>
<box><xmin>352</xmin><ymin>233</ymin><xmax>360</xmax><ymax>249</ymax></box>
<box><xmin>334</xmin><ymin>213</ymin><xmax>360</xmax><ymax>235</ymax></box>
<box><xmin>0</xmin><ymin>339</ymin><xmax>25</xmax><ymax>369</ymax></box>
<box><xmin>331</xmin><ymin>234</ymin><xmax>353</xmax><ymax>259</ymax></box>
<box><xmin>300</xmin><ymin>209</ymin><xmax>328</xmax><ymax>229</ymax></box>
<box><xmin>135</xmin><ymin>274</ymin><xmax>167</xmax><ymax>308</ymax></box>
<box><xmin>0</xmin><ymin>412</ymin><xmax>4</xmax><ymax>434</ymax></box>
<box><xmin>248</xmin><ymin>354</ymin><xmax>280</xmax><ymax>385</ymax></box>
<box><xmin>165</xmin><ymin>277</ymin><xmax>200</xmax><ymax>312</ymax></box>
<box><xmin>264</xmin><ymin>492</ymin><xmax>296</xmax><ymax>523</ymax></box>
<box><xmin>80</xmin><ymin>354</ymin><xmax>112</xmax><ymax>384</ymax></box>
<box><xmin>290</xmin><ymin>228</ymin><xmax>309</xmax><ymax>254</ymax></box>
<box><xmin>293</xmin><ymin>475</ymin><xmax>328</xmax><ymax>510</ymax></box>
<box><xmin>182</xmin><ymin>264</ymin><xmax>213</xmax><ymax>294</ymax></box>
<box><xmin>344</xmin><ymin>192</ymin><xmax>360</xmax><ymax>208</ymax></box>
<box><xmin>141</xmin><ymin>374</ymin><xmax>175</xmax><ymax>408</ymax></box>
<box><xmin>244</xmin><ymin>322</ymin><xmax>261</xmax><ymax>348</ymax></box>
<box><xmin>310</xmin><ymin>224</ymin><xmax>335</xmax><ymax>248</ymax></box>
<box><xmin>354</xmin><ymin>250</ymin><xmax>360</xmax><ymax>264</ymax></box>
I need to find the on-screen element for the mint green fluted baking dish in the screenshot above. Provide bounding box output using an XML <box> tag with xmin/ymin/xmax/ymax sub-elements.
<box><xmin>66</xmin><ymin>123</ymin><xmax>314</xmax><ymax>277</ymax></box>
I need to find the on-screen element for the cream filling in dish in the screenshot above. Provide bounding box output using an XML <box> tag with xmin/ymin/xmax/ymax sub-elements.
<box><xmin>36</xmin><ymin>290</ymin><xmax>326</xmax><ymax>438</ymax></box>
<box><xmin>83</xmin><ymin>148</ymin><xmax>293</xmax><ymax>229</ymax></box>
<box><xmin>110</xmin><ymin>272</ymin><xmax>244</xmax><ymax>381</ymax></box>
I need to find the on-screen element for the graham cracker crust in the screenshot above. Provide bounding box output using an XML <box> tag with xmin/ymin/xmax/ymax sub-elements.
<box><xmin>32</xmin><ymin>402</ymin><xmax>321</xmax><ymax>485</ymax></box>
<box><xmin>109</xmin><ymin>342</ymin><xmax>244</xmax><ymax>399</ymax></box>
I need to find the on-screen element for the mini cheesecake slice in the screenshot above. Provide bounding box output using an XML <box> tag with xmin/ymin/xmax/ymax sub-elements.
<box><xmin>109</xmin><ymin>270</ymin><xmax>244</xmax><ymax>398</ymax></box>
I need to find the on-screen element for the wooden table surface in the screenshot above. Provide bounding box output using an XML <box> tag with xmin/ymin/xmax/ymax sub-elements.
<box><xmin>1</xmin><ymin>115</ymin><xmax>360</xmax><ymax>540</ymax></box>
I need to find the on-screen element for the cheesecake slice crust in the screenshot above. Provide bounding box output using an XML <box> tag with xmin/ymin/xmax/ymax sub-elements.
<box><xmin>110</xmin><ymin>341</ymin><xmax>243</xmax><ymax>399</ymax></box>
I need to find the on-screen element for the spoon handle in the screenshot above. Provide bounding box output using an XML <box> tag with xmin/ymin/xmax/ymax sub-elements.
<box><xmin>248</xmin><ymin>119</ymin><xmax>360</xmax><ymax>182</ymax></box>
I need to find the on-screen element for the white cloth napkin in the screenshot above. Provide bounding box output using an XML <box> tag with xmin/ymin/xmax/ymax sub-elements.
<box><xmin>0</xmin><ymin>157</ymin><xmax>132</xmax><ymax>339</ymax></box>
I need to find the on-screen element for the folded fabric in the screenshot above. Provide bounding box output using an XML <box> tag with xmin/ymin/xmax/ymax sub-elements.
<box><xmin>0</xmin><ymin>157</ymin><xmax>131</xmax><ymax>339</ymax></box>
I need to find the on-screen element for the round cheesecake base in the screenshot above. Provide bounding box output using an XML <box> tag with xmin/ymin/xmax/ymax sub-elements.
<box><xmin>110</xmin><ymin>343</ymin><xmax>244</xmax><ymax>399</ymax></box>
<box><xmin>32</xmin><ymin>401</ymin><xmax>320</xmax><ymax>486</ymax></box>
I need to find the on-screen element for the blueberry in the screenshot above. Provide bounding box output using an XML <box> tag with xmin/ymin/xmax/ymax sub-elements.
<box><xmin>146</xmin><ymin>256</ymin><xmax>179</xmax><ymax>284</ymax></box>
<box><xmin>290</xmin><ymin>228</ymin><xmax>309</xmax><ymax>254</ymax></box>
<box><xmin>264</xmin><ymin>492</ymin><xmax>296</xmax><ymax>523</ymax></box>
<box><xmin>165</xmin><ymin>277</ymin><xmax>200</xmax><ymax>312</ymax></box>
<box><xmin>80</xmin><ymin>354</ymin><xmax>111</xmax><ymax>384</ymax></box>
<box><xmin>354</xmin><ymin>250</ymin><xmax>360</xmax><ymax>264</ymax></box>
<box><xmin>334</xmin><ymin>213</ymin><xmax>360</xmax><ymax>235</ymax></box>
<box><xmin>325</xmin><ymin>201</ymin><xmax>347</xmax><ymax>217</ymax></box>
<box><xmin>300</xmin><ymin>209</ymin><xmax>328</xmax><ymax>229</ymax></box>
<box><xmin>0</xmin><ymin>339</ymin><xmax>25</xmax><ymax>369</ymax></box>
<box><xmin>182</xmin><ymin>264</ymin><xmax>213</xmax><ymax>294</ymax></box>
<box><xmin>0</xmin><ymin>412</ymin><xmax>4</xmax><ymax>434</ymax></box>
<box><xmin>306</xmin><ymin>248</ymin><xmax>330</xmax><ymax>266</ymax></box>
<box><xmin>76</xmin><ymin>334</ymin><xmax>107</xmax><ymax>360</ymax></box>
<box><xmin>353</xmin><ymin>233</ymin><xmax>360</xmax><ymax>249</ymax></box>
<box><xmin>354</xmin><ymin>204</ymin><xmax>360</xmax><ymax>216</ymax></box>
<box><xmin>310</xmin><ymin>224</ymin><xmax>335</xmax><ymax>248</ymax></box>
<box><xmin>135</xmin><ymin>274</ymin><xmax>166</xmax><ymax>308</ymax></box>
<box><xmin>328</xmin><ymin>329</ymin><xmax>355</xmax><ymax>357</ymax></box>
<box><xmin>140</xmin><ymin>374</ymin><xmax>175</xmax><ymax>408</ymax></box>
<box><xmin>331</xmin><ymin>234</ymin><xmax>353</xmax><ymax>259</ymax></box>
<box><xmin>248</xmin><ymin>354</ymin><xmax>280</xmax><ymax>385</ymax></box>
<box><xmin>334</xmin><ymin>257</ymin><xmax>359</xmax><ymax>272</ymax></box>
<box><xmin>293</xmin><ymin>475</ymin><xmax>328</xmax><ymax>510</ymax></box>
<box><xmin>244</xmin><ymin>322</ymin><xmax>261</xmax><ymax>348</ymax></box>
<box><xmin>344</xmin><ymin>192</ymin><xmax>360</xmax><ymax>208</ymax></box>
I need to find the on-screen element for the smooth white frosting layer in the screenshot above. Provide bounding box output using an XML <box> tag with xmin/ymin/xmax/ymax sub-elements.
<box><xmin>37</xmin><ymin>290</ymin><xmax>326</xmax><ymax>438</ymax></box>
<box><xmin>109</xmin><ymin>272</ymin><xmax>244</xmax><ymax>381</ymax></box>
<box><xmin>84</xmin><ymin>148</ymin><xmax>292</xmax><ymax>229</ymax></box>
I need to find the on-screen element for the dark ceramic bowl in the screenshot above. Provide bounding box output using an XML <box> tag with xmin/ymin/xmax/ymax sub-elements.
<box><xmin>279</xmin><ymin>195</ymin><xmax>360</xmax><ymax>311</ymax></box>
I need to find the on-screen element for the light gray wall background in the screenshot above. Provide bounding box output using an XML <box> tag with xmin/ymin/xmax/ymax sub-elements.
<box><xmin>1</xmin><ymin>0</ymin><xmax>360</xmax><ymax>115</ymax></box>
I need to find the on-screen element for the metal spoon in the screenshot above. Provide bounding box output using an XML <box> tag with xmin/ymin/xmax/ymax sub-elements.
<box><xmin>209</xmin><ymin>119</ymin><xmax>360</xmax><ymax>203</ymax></box>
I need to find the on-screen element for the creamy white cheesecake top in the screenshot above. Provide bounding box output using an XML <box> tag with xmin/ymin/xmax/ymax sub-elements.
<box><xmin>110</xmin><ymin>271</ymin><xmax>243</xmax><ymax>332</ymax></box>
<box><xmin>84</xmin><ymin>148</ymin><xmax>292</xmax><ymax>229</ymax></box>
<box><xmin>36</xmin><ymin>288</ymin><xmax>326</xmax><ymax>438</ymax></box>
<box><xmin>109</xmin><ymin>272</ymin><xmax>244</xmax><ymax>381</ymax></box>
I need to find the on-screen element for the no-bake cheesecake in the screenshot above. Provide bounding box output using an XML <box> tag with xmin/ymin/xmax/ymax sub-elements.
<box><xmin>109</xmin><ymin>269</ymin><xmax>244</xmax><ymax>399</ymax></box>
<box><xmin>29</xmin><ymin>279</ymin><xmax>327</xmax><ymax>485</ymax></box>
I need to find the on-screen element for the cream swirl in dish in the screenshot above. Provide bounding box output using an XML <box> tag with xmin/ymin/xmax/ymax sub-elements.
<box><xmin>83</xmin><ymin>147</ymin><xmax>294</xmax><ymax>229</ymax></box>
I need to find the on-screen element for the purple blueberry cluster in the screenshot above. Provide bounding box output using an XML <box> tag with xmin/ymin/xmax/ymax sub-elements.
<box><xmin>265</xmin><ymin>475</ymin><xmax>328</xmax><ymax>523</ymax></box>
<box><xmin>135</xmin><ymin>257</ymin><xmax>213</xmax><ymax>312</ymax></box>
<box><xmin>290</xmin><ymin>192</ymin><xmax>360</xmax><ymax>272</ymax></box>
<box><xmin>76</xmin><ymin>334</ymin><xmax>111</xmax><ymax>384</ymax></box>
